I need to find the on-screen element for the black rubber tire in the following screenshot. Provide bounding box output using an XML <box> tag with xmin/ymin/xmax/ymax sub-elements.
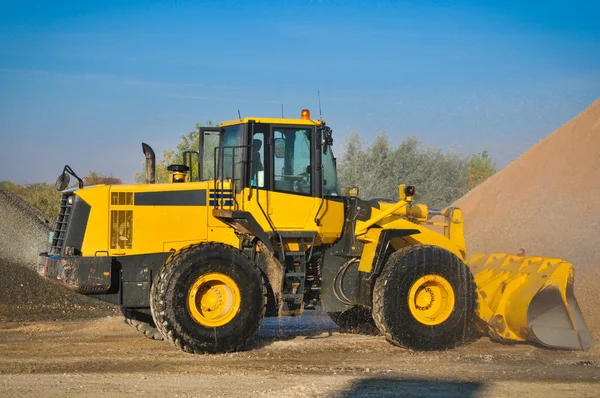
<box><xmin>150</xmin><ymin>243</ymin><xmax>266</xmax><ymax>354</ymax></box>
<box><xmin>328</xmin><ymin>306</ymin><xmax>379</xmax><ymax>335</ymax></box>
<box><xmin>372</xmin><ymin>245</ymin><xmax>476</xmax><ymax>351</ymax></box>
<box><xmin>121</xmin><ymin>307</ymin><xmax>165</xmax><ymax>341</ymax></box>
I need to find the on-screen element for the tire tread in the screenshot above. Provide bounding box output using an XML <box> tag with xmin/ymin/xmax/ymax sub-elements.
<box><xmin>372</xmin><ymin>244</ymin><xmax>477</xmax><ymax>350</ymax></box>
<box><xmin>150</xmin><ymin>243</ymin><xmax>267</xmax><ymax>354</ymax></box>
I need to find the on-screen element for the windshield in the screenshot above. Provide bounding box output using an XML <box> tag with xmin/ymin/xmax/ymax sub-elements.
<box><xmin>273</xmin><ymin>128</ymin><xmax>312</xmax><ymax>195</ymax></box>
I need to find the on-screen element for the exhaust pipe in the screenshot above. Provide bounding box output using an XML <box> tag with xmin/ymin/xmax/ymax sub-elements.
<box><xmin>142</xmin><ymin>142</ymin><xmax>155</xmax><ymax>184</ymax></box>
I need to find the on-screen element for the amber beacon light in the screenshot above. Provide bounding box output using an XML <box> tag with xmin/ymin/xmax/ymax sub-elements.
<box><xmin>300</xmin><ymin>109</ymin><xmax>311</xmax><ymax>120</ymax></box>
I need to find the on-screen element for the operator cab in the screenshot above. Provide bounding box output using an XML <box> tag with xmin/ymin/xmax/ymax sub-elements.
<box><xmin>196</xmin><ymin>110</ymin><xmax>341</xmax><ymax>198</ymax></box>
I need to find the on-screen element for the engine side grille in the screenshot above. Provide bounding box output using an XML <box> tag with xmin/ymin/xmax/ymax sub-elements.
<box><xmin>110</xmin><ymin>210</ymin><xmax>133</xmax><ymax>250</ymax></box>
<box><xmin>50</xmin><ymin>194</ymin><xmax>73</xmax><ymax>255</ymax></box>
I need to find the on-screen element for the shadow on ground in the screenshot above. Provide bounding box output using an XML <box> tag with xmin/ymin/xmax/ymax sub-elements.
<box><xmin>244</xmin><ymin>309</ymin><xmax>341</xmax><ymax>349</ymax></box>
<box><xmin>244</xmin><ymin>309</ymin><xmax>482</xmax><ymax>351</ymax></box>
<box><xmin>336</xmin><ymin>377</ymin><xmax>483</xmax><ymax>397</ymax></box>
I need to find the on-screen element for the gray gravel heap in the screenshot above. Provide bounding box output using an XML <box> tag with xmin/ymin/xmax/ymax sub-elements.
<box><xmin>0</xmin><ymin>187</ymin><xmax>117</xmax><ymax>322</ymax></box>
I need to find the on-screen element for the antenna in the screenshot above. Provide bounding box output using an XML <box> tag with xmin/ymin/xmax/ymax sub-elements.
<box><xmin>281</xmin><ymin>104</ymin><xmax>284</xmax><ymax>118</ymax></box>
<box><xmin>318</xmin><ymin>91</ymin><xmax>323</xmax><ymax>120</ymax></box>
<box><xmin>238</xmin><ymin>110</ymin><xmax>241</xmax><ymax>119</ymax></box>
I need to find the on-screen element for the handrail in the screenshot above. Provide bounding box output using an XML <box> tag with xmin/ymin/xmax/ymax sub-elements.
<box><xmin>212</xmin><ymin>145</ymin><xmax>251</xmax><ymax>210</ymax></box>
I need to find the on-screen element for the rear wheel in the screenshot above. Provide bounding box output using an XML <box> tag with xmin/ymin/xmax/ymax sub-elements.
<box><xmin>328</xmin><ymin>306</ymin><xmax>378</xmax><ymax>335</ymax></box>
<box><xmin>151</xmin><ymin>243</ymin><xmax>266</xmax><ymax>354</ymax></box>
<box><xmin>121</xmin><ymin>307</ymin><xmax>164</xmax><ymax>341</ymax></box>
<box><xmin>372</xmin><ymin>245</ymin><xmax>476</xmax><ymax>350</ymax></box>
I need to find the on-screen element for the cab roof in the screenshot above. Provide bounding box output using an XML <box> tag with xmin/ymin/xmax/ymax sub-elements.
<box><xmin>219</xmin><ymin>117</ymin><xmax>325</xmax><ymax>128</ymax></box>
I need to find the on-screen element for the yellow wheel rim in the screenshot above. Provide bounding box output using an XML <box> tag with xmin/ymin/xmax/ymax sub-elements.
<box><xmin>187</xmin><ymin>273</ymin><xmax>241</xmax><ymax>328</ymax></box>
<box><xmin>408</xmin><ymin>274</ymin><xmax>455</xmax><ymax>326</ymax></box>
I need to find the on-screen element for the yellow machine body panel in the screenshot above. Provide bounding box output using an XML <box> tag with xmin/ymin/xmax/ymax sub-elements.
<box><xmin>75</xmin><ymin>182</ymin><xmax>239</xmax><ymax>257</ymax></box>
<box><xmin>258</xmin><ymin>189</ymin><xmax>317</xmax><ymax>229</ymax></box>
<box><xmin>238</xmin><ymin>188</ymin><xmax>345</xmax><ymax>244</ymax></box>
<box><xmin>354</xmin><ymin>190</ymin><xmax>467</xmax><ymax>273</ymax></box>
<box><xmin>355</xmin><ymin>216</ymin><xmax>466</xmax><ymax>273</ymax></box>
<box><xmin>220</xmin><ymin>117</ymin><xmax>323</xmax><ymax>128</ymax></box>
<box><xmin>76</xmin><ymin>185</ymin><xmax>111</xmax><ymax>256</ymax></box>
<box><xmin>74</xmin><ymin>180</ymin><xmax>345</xmax><ymax>258</ymax></box>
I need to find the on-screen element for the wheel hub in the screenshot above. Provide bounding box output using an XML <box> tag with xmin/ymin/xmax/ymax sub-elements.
<box><xmin>187</xmin><ymin>273</ymin><xmax>241</xmax><ymax>328</ymax></box>
<box><xmin>408</xmin><ymin>274</ymin><xmax>455</xmax><ymax>326</ymax></box>
<box><xmin>199</xmin><ymin>286</ymin><xmax>224</xmax><ymax>312</ymax></box>
<box><xmin>415</xmin><ymin>287</ymin><xmax>435</xmax><ymax>310</ymax></box>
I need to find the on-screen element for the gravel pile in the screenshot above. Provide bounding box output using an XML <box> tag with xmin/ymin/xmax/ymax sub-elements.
<box><xmin>456</xmin><ymin>98</ymin><xmax>600</xmax><ymax>341</ymax></box>
<box><xmin>0</xmin><ymin>187</ymin><xmax>117</xmax><ymax>321</ymax></box>
<box><xmin>0</xmin><ymin>187</ymin><xmax>52</xmax><ymax>266</ymax></box>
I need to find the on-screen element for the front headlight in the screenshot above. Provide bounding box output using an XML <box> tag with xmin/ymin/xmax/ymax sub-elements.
<box><xmin>67</xmin><ymin>195</ymin><xmax>74</xmax><ymax>205</ymax></box>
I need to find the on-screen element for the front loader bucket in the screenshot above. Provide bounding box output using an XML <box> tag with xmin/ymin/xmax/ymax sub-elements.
<box><xmin>468</xmin><ymin>254</ymin><xmax>594</xmax><ymax>350</ymax></box>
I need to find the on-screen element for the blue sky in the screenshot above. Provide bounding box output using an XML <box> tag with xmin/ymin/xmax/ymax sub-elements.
<box><xmin>1</xmin><ymin>0</ymin><xmax>599</xmax><ymax>184</ymax></box>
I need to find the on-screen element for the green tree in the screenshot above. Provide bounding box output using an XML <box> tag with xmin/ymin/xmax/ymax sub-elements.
<box><xmin>2</xmin><ymin>171</ymin><xmax>122</xmax><ymax>220</ymax></box>
<box><xmin>337</xmin><ymin>133</ymin><xmax>488</xmax><ymax>209</ymax></box>
<box><xmin>136</xmin><ymin>121</ymin><xmax>216</xmax><ymax>184</ymax></box>
<box><xmin>416</xmin><ymin>147</ymin><xmax>469</xmax><ymax>208</ymax></box>
<box><xmin>1</xmin><ymin>181</ymin><xmax>61</xmax><ymax>219</ymax></box>
<box><xmin>83</xmin><ymin>171</ymin><xmax>122</xmax><ymax>185</ymax></box>
<box><xmin>467</xmin><ymin>150</ymin><xmax>497</xmax><ymax>189</ymax></box>
<box><xmin>133</xmin><ymin>122</ymin><xmax>497</xmax><ymax>209</ymax></box>
<box><xmin>337</xmin><ymin>132</ymin><xmax>367</xmax><ymax>193</ymax></box>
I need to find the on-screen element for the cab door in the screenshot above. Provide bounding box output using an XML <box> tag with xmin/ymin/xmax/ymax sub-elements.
<box><xmin>199</xmin><ymin>127</ymin><xmax>222</xmax><ymax>180</ymax></box>
<box><xmin>265</xmin><ymin>125</ymin><xmax>318</xmax><ymax>229</ymax></box>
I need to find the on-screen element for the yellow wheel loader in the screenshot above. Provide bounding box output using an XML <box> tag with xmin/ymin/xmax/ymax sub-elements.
<box><xmin>38</xmin><ymin>110</ymin><xmax>593</xmax><ymax>353</ymax></box>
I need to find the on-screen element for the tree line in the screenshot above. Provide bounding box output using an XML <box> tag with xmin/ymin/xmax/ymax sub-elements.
<box><xmin>338</xmin><ymin>132</ymin><xmax>496</xmax><ymax>209</ymax></box>
<box><xmin>3</xmin><ymin>124</ymin><xmax>496</xmax><ymax>220</ymax></box>
<box><xmin>144</xmin><ymin>125</ymin><xmax>496</xmax><ymax>210</ymax></box>
<box><xmin>1</xmin><ymin>172</ymin><xmax>122</xmax><ymax>219</ymax></box>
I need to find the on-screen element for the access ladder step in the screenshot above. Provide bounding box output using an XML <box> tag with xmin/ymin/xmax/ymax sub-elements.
<box><xmin>282</xmin><ymin>294</ymin><xmax>304</xmax><ymax>300</ymax></box>
<box><xmin>285</xmin><ymin>272</ymin><xmax>305</xmax><ymax>277</ymax></box>
<box><xmin>284</xmin><ymin>251</ymin><xmax>306</xmax><ymax>257</ymax></box>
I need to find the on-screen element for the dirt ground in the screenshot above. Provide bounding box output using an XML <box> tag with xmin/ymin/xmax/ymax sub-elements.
<box><xmin>2</xmin><ymin>103</ymin><xmax>599</xmax><ymax>397</ymax></box>
<box><xmin>1</xmin><ymin>311</ymin><xmax>599</xmax><ymax>397</ymax></box>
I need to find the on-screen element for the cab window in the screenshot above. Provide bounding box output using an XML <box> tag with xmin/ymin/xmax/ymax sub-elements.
<box><xmin>251</xmin><ymin>132</ymin><xmax>265</xmax><ymax>188</ymax></box>
<box><xmin>273</xmin><ymin>128</ymin><xmax>311</xmax><ymax>195</ymax></box>
<box><xmin>219</xmin><ymin>125</ymin><xmax>243</xmax><ymax>183</ymax></box>
<box><xmin>322</xmin><ymin>148</ymin><xmax>341</xmax><ymax>196</ymax></box>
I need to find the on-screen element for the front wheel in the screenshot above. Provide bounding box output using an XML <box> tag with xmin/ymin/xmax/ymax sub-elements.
<box><xmin>372</xmin><ymin>245</ymin><xmax>476</xmax><ymax>350</ymax></box>
<box><xmin>150</xmin><ymin>243</ymin><xmax>266</xmax><ymax>354</ymax></box>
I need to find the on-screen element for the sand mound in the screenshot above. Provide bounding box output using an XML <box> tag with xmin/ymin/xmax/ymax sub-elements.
<box><xmin>0</xmin><ymin>187</ymin><xmax>117</xmax><ymax>321</ymax></box>
<box><xmin>457</xmin><ymin>98</ymin><xmax>600</xmax><ymax>341</ymax></box>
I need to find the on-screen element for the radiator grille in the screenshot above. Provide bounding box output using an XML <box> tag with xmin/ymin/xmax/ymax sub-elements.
<box><xmin>110</xmin><ymin>210</ymin><xmax>133</xmax><ymax>250</ymax></box>
<box><xmin>50</xmin><ymin>194</ymin><xmax>72</xmax><ymax>255</ymax></box>
<box><xmin>111</xmin><ymin>192</ymin><xmax>133</xmax><ymax>206</ymax></box>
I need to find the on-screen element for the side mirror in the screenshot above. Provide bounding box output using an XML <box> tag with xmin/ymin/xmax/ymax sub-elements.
<box><xmin>321</xmin><ymin>125</ymin><xmax>333</xmax><ymax>155</ymax></box>
<box><xmin>274</xmin><ymin>138</ymin><xmax>285</xmax><ymax>159</ymax></box>
<box><xmin>55</xmin><ymin>173</ymin><xmax>70</xmax><ymax>191</ymax></box>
